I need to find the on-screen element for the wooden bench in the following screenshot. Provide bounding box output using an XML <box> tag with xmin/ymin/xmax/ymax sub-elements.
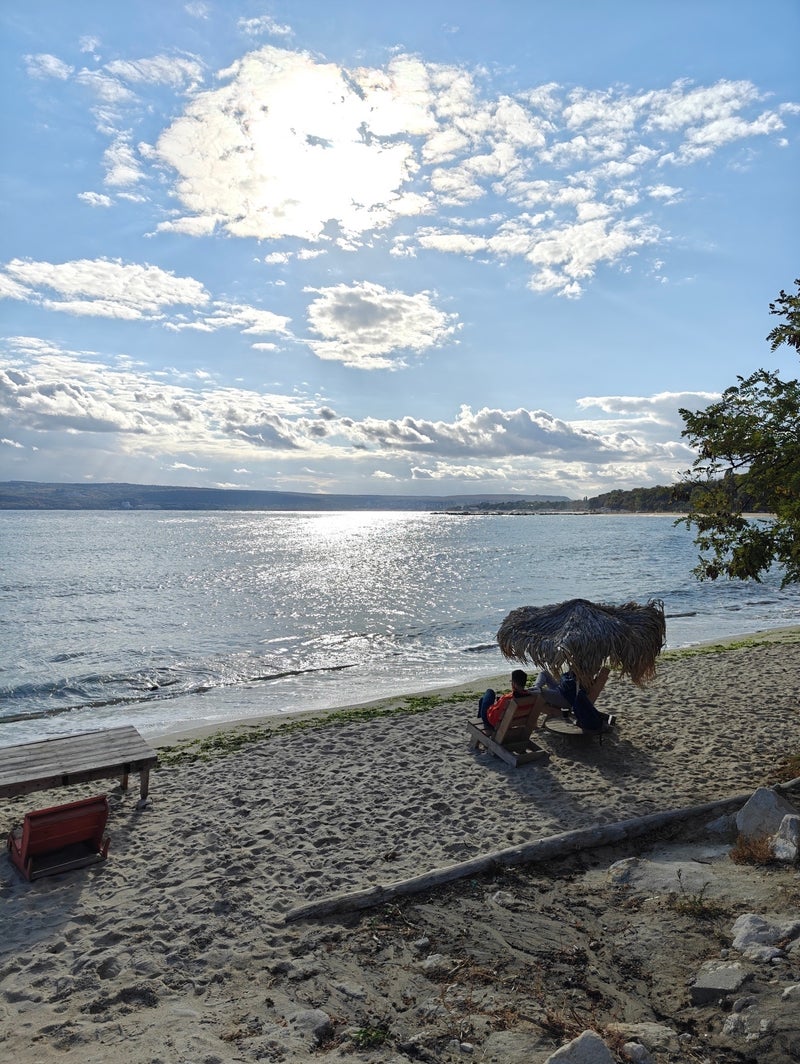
<box><xmin>7</xmin><ymin>794</ymin><xmax>110</xmax><ymax>881</ymax></box>
<box><xmin>0</xmin><ymin>726</ymin><xmax>158</xmax><ymax>805</ymax></box>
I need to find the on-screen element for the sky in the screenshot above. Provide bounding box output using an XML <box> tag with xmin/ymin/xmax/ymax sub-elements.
<box><xmin>1</xmin><ymin>1</ymin><xmax>798</xmax><ymax>499</ymax></box>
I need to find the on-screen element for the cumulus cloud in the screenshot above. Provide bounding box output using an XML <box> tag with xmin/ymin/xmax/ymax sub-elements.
<box><xmin>30</xmin><ymin>39</ymin><xmax>796</xmax><ymax>298</ymax></box>
<box><xmin>148</xmin><ymin>51</ymin><xmax>793</xmax><ymax>293</ymax></box>
<box><xmin>1</xmin><ymin>258</ymin><xmax>209</xmax><ymax>318</ymax></box>
<box><xmin>0</xmin><ymin>258</ymin><xmax>292</xmax><ymax>340</ymax></box>
<box><xmin>0</xmin><ymin>340</ymin><xmax>700</xmax><ymax>487</ymax></box>
<box><xmin>304</xmin><ymin>281</ymin><xmax>460</xmax><ymax>368</ymax></box>
<box><xmin>78</xmin><ymin>191</ymin><xmax>113</xmax><ymax>208</ymax></box>
<box><xmin>153</xmin><ymin>48</ymin><xmax>435</xmax><ymax>243</ymax></box>
<box><xmin>576</xmin><ymin>390</ymin><xmax>721</xmax><ymax>430</ymax></box>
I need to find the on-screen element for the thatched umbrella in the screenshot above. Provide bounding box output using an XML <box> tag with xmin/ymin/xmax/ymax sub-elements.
<box><xmin>496</xmin><ymin>598</ymin><xmax>666</xmax><ymax>691</ymax></box>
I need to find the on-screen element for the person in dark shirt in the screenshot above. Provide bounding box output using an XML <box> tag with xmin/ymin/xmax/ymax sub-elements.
<box><xmin>534</xmin><ymin>666</ymin><xmax>613</xmax><ymax>730</ymax></box>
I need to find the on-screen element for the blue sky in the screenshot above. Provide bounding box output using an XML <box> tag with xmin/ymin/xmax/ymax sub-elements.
<box><xmin>1</xmin><ymin>1</ymin><xmax>798</xmax><ymax>498</ymax></box>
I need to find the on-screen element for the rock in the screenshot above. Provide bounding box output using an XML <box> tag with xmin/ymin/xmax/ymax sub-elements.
<box><xmin>605</xmin><ymin>1022</ymin><xmax>679</xmax><ymax>1051</ymax></box>
<box><xmin>480</xmin><ymin>1029</ymin><xmax>547</xmax><ymax>1061</ymax></box>
<box><xmin>690</xmin><ymin>961</ymin><xmax>748</xmax><ymax>1004</ymax></box>
<box><xmin>287</xmin><ymin>1008</ymin><xmax>333</xmax><ymax>1046</ymax></box>
<box><xmin>490</xmin><ymin>890</ymin><xmax>517</xmax><ymax>908</ymax></box>
<box><xmin>607</xmin><ymin>855</ymin><xmax>723</xmax><ymax>894</ymax></box>
<box><xmin>771</xmin><ymin>813</ymin><xmax>800</xmax><ymax>862</ymax></box>
<box><xmin>419</xmin><ymin>953</ymin><xmax>451</xmax><ymax>975</ymax></box>
<box><xmin>732</xmin><ymin>995</ymin><xmax>758</xmax><ymax>1012</ymax></box>
<box><xmin>621</xmin><ymin>1043</ymin><xmax>655</xmax><ymax>1063</ymax></box>
<box><xmin>333</xmin><ymin>982</ymin><xmax>367</xmax><ymax>999</ymax></box>
<box><xmin>736</xmin><ymin>788</ymin><xmax>799</xmax><ymax>840</ymax></box>
<box><xmin>722</xmin><ymin>1012</ymin><xmax>747</xmax><ymax>1036</ymax></box>
<box><xmin>706</xmin><ymin>812</ymin><xmax>737</xmax><ymax>839</ymax></box>
<box><xmin>731</xmin><ymin>913</ymin><xmax>800</xmax><ymax>961</ymax></box>
<box><xmin>544</xmin><ymin>1029</ymin><xmax>616</xmax><ymax>1063</ymax></box>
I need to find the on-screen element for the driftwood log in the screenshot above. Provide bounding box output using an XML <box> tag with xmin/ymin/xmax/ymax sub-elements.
<box><xmin>284</xmin><ymin>780</ymin><xmax>800</xmax><ymax>924</ymax></box>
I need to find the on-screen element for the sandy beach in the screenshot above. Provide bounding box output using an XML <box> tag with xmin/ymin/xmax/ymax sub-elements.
<box><xmin>1</xmin><ymin>629</ymin><xmax>799</xmax><ymax>1063</ymax></box>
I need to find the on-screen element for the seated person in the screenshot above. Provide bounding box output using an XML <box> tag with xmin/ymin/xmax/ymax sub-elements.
<box><xmin>478</xmin><ymin>669</ymin><xmax>534</xmax><ymax>731</ymax></box>
<box><xmin>533</xmin><ymin>666</ymin><xmax>614</xmax><ymax>730</ymax></box>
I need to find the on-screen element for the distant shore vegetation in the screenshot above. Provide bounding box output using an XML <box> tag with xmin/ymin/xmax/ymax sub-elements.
<box><xmin>0</xmin><ymin>475</ymin><xmax>772</xmax><ymax>515</ymax></box>
<box><xmin>447</xmin><ymin>475</ymin><xmax>773</xmax><ymax>516</ymax></box>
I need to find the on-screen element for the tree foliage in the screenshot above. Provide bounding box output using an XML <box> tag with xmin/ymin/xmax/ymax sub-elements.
<box><xmin>678</xmin><ymin>279</ymin><xmax>800</xmax><ymax>586</ymax></box>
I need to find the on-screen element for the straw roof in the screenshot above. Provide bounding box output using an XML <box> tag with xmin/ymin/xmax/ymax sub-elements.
<box><xmin>496</xmin><ymin>598</ymin><xmax>666</xmax><ymax>690</ymax></box>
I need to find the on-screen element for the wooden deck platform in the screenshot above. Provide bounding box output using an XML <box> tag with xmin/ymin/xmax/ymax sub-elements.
<box><xmin>0</xmin><ymin>726</ymin><xmax>158</xmax><ymax>804</ymax></box>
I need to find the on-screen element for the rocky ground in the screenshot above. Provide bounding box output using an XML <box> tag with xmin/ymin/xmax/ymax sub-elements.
<box><xmin>242</xmin><ymin>818</ymin><xmax>800</xmax><ymax>1063</ymax></box>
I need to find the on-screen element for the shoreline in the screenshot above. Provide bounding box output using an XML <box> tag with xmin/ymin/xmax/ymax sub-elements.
<box><xmin>151</xmin><ymin>622</ymin><xmax>800</xmax><ymax>750</ymax></box>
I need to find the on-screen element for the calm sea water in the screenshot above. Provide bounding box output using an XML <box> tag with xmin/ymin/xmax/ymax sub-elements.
<box><xmin>1</xmin><ymin>510</ymin><xmax>797</xmax><ymax>745</ymax></box>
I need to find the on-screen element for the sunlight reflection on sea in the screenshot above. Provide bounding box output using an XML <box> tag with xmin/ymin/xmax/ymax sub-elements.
<box><xmin>1</xmin><ymin>509</ymin><xmax>797</xmax><ymax>743</ymax></box>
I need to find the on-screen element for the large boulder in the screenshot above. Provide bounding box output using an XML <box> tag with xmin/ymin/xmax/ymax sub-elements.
<box><xmin>771</xmin><ymin>814</ymin><xmax>800</xmax><ymax>863</ymax></box>
<box><xmin>545</xmin><ymin>1029</ymin><xmax>616</xmax><ymax>1063</ymax></box>
<box><xmin>735</xmin><ymin>788</ymin><xmax>798</xmax><ymax>840</ymax></box>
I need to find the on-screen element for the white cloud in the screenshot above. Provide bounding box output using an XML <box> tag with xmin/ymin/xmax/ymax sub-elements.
<box><xmin>104</xmin><ymin>55</ymin><xmax>204</xmax><ymax>90</ymax></box>
<box><xmin>75</xmin><ymin>68</ymin><xmax>137</xmax><ymax>105</ymax></box>
<box><xmin>238</xmin><ymin>16</ymin><xmax>293</xmax><ymax>38</ymax></box>
<box><xmin>648</xmin><ymin>184</ymin><xmax>682</xmax><ymax>202</ymax></box>
<box><xmin>32</xmin><ymin>39</ymin><xmax>792</xmax><ymax>299</ymax></box>
<box><xmin>2</xmin><ymin>257</ymin><xmax>210</xmax><ymax>315</ymax></box>
<box><xmin>167</xmin><ymin>301</ymin><xmax>291</xmax><ymax>336</ymax></box>
<box><xmin>304</xmin><ymin>281</ymin><xmax>460</xmax><ymax>369</ymax></box>
<box><xmin>25</xmin><ymin>54</ymin><xmax>73</xmax><ymax>79</ymax></box>
<box><xmin>577</xmin><ymin>390</ymin><xmax>720</xmax><ymax>426</ymax></box>
<box><xmin>0</xmin><ymin>340</ymin><xmax>701</xmax><ymax>489</ymax></box>
<box><xmin>168</xmin><ymin>461</ymin><xmax>208</xmax><ymax>472</ymax></box>
<box><xmin>0</xmin><ymin>258</ymin><xmax>298</xmax><ymax>343</ymax></box>
<box><xmin>78</xmin><ymin>191</ymin><xmax>113</xmax><ymax>208</ymax></box>
<box><xmin>154</xmin><ymin>47</ymin><xmax>434</xmax><ymax>243</ymax></box>
<box><xmin>103</xmin><ymin>139</ymin><xmax>145</xmax><ymax>187</ymax></box>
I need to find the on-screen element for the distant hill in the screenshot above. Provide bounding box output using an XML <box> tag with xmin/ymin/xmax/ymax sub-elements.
<box><xmin>0</xmin><ymin>478</ymin><xmax>772</xmax><ymax>514</ymax></box>
<box><xmin>0</xmin><ymin>481</ymin><xmax>570</xmax><ymax>512</ymax></box>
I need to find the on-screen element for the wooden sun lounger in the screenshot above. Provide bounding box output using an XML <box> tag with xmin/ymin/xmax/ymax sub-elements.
<box><xmin>0</xmin><ymin>726</ymin><xmax>158</xmax><ymax>804</ymax></box>
<box><xmin>7</xmin><ymin>794</ymin><xmax>110</xmax><ymax>881</ymax></box>
<box><xmin>467</xmin><ymin>694</ymin><xmax>549</xmax><ymax>767</ymax></box>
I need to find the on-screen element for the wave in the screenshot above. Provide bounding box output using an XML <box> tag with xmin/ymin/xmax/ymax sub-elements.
<box><xmin>0</xmin><ymin>661</ymin><xmax>358</xmax><ymax>726</ymax></box>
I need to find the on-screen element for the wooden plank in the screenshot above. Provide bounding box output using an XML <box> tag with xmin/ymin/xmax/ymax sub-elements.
<box><xmin>0</xmin><ymin>726</ymin><xmax>158</xmax><ymax>800</ymax></box>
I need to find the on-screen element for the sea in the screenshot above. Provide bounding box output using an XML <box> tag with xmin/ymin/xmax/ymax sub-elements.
<box><xmin>2</xmin><ymin>509</ymin><xmax>798</xmax><ymax>747</ymax></box>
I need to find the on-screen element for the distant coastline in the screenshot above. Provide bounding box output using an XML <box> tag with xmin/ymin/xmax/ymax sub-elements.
<box><xmin>0</xmin><ymin>480</ymin><xmax>568</xmax><ymax>513</ymax></box>
<box><xmin>0</xmin><ymin>479</ymin><xmax>772</xmax><ymax>515</ymax></box>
